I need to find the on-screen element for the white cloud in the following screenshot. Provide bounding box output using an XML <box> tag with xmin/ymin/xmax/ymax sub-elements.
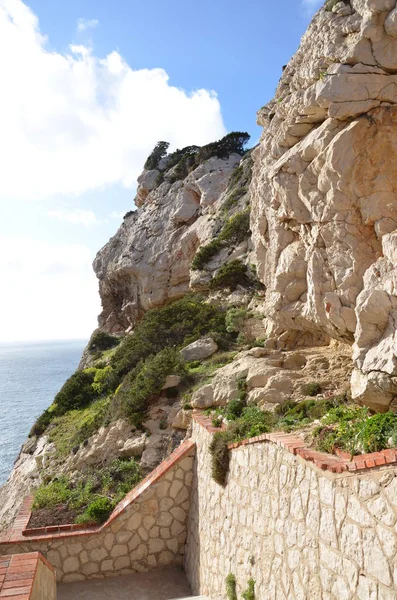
<box><xmin>47</xmin><ymin>208</ymin><xmax>100</xmax><ymax>226</ymax></box>
<box><xmin>77</xmin><ymin>18</ymin><xmax>99</xmax><ymax>32</ymax></box>
<box><xmin>0</xmin><ymin>0</ymin><xmax>226</xmax><ymax>199</ymax></box>
<box><xmin>0</xmin><ymin>236</ymin><xmax>100</xmax><ymax>341</ymax></box>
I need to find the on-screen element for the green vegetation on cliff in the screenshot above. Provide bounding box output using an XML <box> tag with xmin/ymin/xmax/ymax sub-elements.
<box><xmin>191</xmin><ymin>209</ymin><xmax>250</xmax><ymax>271</ymax></box>
<box><xmin>111</xmin><ymin>295</ymin><xmax>227</xmax><ymax>377</ymax></box>
<box><xmin>144</xmin><ymin>132</ymin><xmax>251</xmax><ymax>186</ymax></box>
<box><xmin>32</xmin><ymin>295</ymin><xmax>228</xmax><ymax>441</ymax></box>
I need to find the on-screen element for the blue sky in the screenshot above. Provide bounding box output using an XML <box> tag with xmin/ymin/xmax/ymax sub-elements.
<box><xmin>0</xmin><ymin>0</ymin><xmax>322</xmax><ymax>341</ymax></box>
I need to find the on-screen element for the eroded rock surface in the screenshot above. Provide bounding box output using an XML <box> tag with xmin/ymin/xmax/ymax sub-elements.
<box><xmin>94</xmin><ymin>153</ymin><xmax>247</xmax><ymax>334</ymax></box>
<box><xmin>251</xmin><ymin>0</ymin><xmax>397</xmax><ymax>410</ymax></box>
<box><xmin>191</xmin><ymin>344</ymin><xmax>351</xmax><ymax>411</ymax></box>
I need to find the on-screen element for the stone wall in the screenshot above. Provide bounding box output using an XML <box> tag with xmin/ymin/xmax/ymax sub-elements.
<box><xmin>0</xmin><ymin>440</ymin><xmax>195</xmax><ymax>583</ymax></box>
<box><xmin>185</xmin><ymin>419</ymin><xmax>397</xmax><ymax>600</ymax></box>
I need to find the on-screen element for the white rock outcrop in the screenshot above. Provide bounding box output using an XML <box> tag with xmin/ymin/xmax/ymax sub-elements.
<box><xmin>190</xmin><ymin>345</ymin><xmax>351</xmax><ymax>410</ymax></box>
<box><xmin>180</xmin><ymin>338</ymin><xmax>218</xmax><ymax>362</ymax></box>
<box><xmin>251</xmin><ymin>0</ymin><xmax>397</xmax><ymax>411</ymax></box>
<box><xmin>94</xmin><ymin>153</ymin><xmax>243</xmax><ymax>333</ymax></box>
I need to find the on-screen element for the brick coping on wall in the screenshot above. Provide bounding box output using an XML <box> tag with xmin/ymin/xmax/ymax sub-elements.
<box><xmin>192</xmin><ymin>412</ymin><xmax>397</xmax><ymax>474</ymax></box>
<box><xmin>0</xmin><ymin>552</ymin><xmax>55</xmax><ymax>599</ymax></box>
<box><xmin>0</xmin><ymin>439</ymin><xmax>195</xmax><ymax>545</ymax></box>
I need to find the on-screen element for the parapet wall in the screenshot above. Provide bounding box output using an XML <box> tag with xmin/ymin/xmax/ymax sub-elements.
<box><xmin>185</xmin><ymin>417</ymin><xmax>397</xmax><ymax>600</ymax></box>
<box><xmin>0</xmin><ymin>552</ymin><xmax>56</xmax><ymax>599</ymax></box>
<box><xmin>0</xmin><ymin>440</ymin><xmax>195</xmax><ymax>583</ymax></box>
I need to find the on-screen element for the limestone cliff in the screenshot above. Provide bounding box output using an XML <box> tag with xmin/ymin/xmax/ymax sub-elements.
<box><xmin>94</xmin><ymin>144</ymin><xmax>252</xmax><ymax>334</ymax></box>
<box><xmin>3</xmin><ymin>0</ymin><xmax>397</xmax><ymax>533</ymax></box>
<box><xmin>251</xmin><ymin>0</ymin><xmax>397</xmax><ymax>411</ymax></box>
<box><xmin>0</xmin><ymin>136</ymin><xmax>257</xmax><ymax>529</ymax></box>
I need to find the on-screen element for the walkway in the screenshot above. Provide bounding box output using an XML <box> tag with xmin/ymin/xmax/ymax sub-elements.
<box><xmin>57</xmin><ymin>567</ymin><xmax>199</xmax><ymax>600</ymax></box>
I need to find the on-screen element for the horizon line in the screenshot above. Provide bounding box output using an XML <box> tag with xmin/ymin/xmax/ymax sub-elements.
<box><xmin>0</xmin><ymin>338</ymin><xmax>89</xmax><ymax>345</ymax></box>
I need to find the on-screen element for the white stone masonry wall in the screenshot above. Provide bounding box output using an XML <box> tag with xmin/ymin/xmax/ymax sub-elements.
<box><xmin>1</xmin><ymin>446</ymin><xmax>194</xmax><ymax>583</ymax></box>
<box><xmin>185</xmin><ymin>421</ymin><xmax>397</xmax><ymax>600</ymax></box>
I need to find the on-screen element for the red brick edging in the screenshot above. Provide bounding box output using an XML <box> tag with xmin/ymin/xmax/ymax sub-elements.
<box><xmin>0</xmin><ymin>552</ymin><xmax>55</xmax><ymax>599</ymax></box>
<box><xmin>0</xmin><ymin>439</ymin><xmax>195</xmax><ymax>545</ymax></box>
<box><xmin>193</xmin><ymin>413</ymin><xmax>397</xmax><ymax>474</ymax></box>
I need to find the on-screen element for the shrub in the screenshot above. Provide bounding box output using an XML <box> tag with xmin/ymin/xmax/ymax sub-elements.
<box><xmin>144</xmin><ymin>141</ymin><xmax>169</xmax><ymax>170</ymax></box>
<box><xmin>314</xmin><ymin>405</ymin><xmax>369</xmax><ymax>455</ymax></box>
<box><xmin>80</xmin><ymin>497</ymin><xmax>113</xmax><ymax>524</ymax></box>
<box><xmin>192</xmin><ymin>210</ymin><xmax>250</xmax><ymax>271</ymax></box>
<box><xmin>222</xmin><ymin>186</ymin><xmax>248</xmax><ymax>213</ymax></box>
<box><xmin>219</xmin><ymin>210</ymin><xmax>250</xmax><ymax>245</ymax></box>
<box><xmin>30</xmin><ymin>408</ymin><xmax>53</xmax><ymax>436</ymax></box>
<box><xmin>358</xmin><ymin>412</ymin><xmax>397</xmax><ymax>453</ymax></box>
<box><xmin>226</xmin><ymin>574</ymin><xmax>238</xmax><ymax>600</ymax></box>
<box><xmin>54</xmin><ymin>370</ymin><xmax>97</xmax><ymax>415</ymax></box>
<box><xmin>301</xmin><ymin>382</ymin><xmax>322</xmax><ymax>397</ymax></box>
<box><xmin>212</xmin><ymin>415</ymin><xmax>223</xmax><ymax>428</ymax></box>
<box><xmin>230</xmin><ymin>406</ymin><xmax>273</xmax><ymax>439</ymax></box>
<box><xmin>48</xmin><ymin>398</ymin><xmax>110</xmax><ymax>457</ymax></box>
<box><xmin>88</xmin><ymin>331</ymin><xmax>120</xmax><ymax>353</ymax></box>
<box><xmin>209</xmin><ymin>432</ymin><xmax>232</xmax><ymax>486</ymax></box>
<box><xmin>33</xmin><ymin>477</ymin><xmax>72</xmax><ymax>509</ymax></box>
<box><xmin>197</xmin><ymin>132</ymin><xmax>250</xmax><ymax>163</ymax></box>
<box><xmin>226</xmin><ymin>308</ymin><xmax>247</xmax><ymax>334</ymax></box>
<box><xmin>222</xmin><ymin>153</ymin><xmax>253</xmax><ymax>214</ymax></box>
<box><xmin>111</xmin><ymin>296</ymin><xmax>227</xmax><ymax>377</ymax></box>
<box><xmin>276</xmin><ymin>396</ymin><xmax>347</xmax><ymax>432</ymax></box>
<box><xmin>155</xmin><ymin>133</ymin><xmax>250</xmax><ymax>187</ymax></box>
<box><xmin>166</xmin><ymin>148</ymin><xmax>199</xmax><ymax>183</ymax></box>
<box><xmin>243</xmin><ymin>579</ymin><xmax>256</xmax><ymax>600</ymax></box>
<box><xmin>225</xmin><ymin>397</ymin><xmax>247</xmax><ymax>420</ymax></box>
<box><xmin>92</xmin><ymin>366</ymin><xmax>118</xmax><ymax>396</ymax></box>
<box><xmin>115</xmin><ymin>348</ymin><xmax>186</xmax><ymax>425</ymax></box>
<box><xmin>228</xmin><ymin>163</ymin><xmax>244</xmax><ymax>188</ymax></box>
<box><xmin>191</xmin><ymin>239</ymin><xmax>222</xmax><ymax>270</ymax></box>
<box><xmin>209</xmin><ymin>406</ymin><xmax>273</xmax><ymax>484</ymax></box>
<box><xmin>237</xmin><ymin>377</ymin><xmax>248</xmax><ymax>403</ymax></box>
<box><xmin>210</xmin><ymin>260</ymin><xmax>250</xmax><ymax>290</ymax></box>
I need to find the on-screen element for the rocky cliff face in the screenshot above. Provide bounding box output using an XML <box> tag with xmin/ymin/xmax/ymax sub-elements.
<box><xmin>251</xmin><ymin>0</ymin><xmax>397</xmax><ymax>411</ymax></box>
<box><xmin>95</xmin><ymin>0</ymin><xmax>397</xmax><ymax>414</ymax></box>
<box><xmin>94</xmin><ymin>150</ymin><xmax>252</xmax><ymax>334</ymax></box>
<box><xmin>4</xmin><ymin>0</ymin><xmax>397</xmax><ymax>531</ymax></box>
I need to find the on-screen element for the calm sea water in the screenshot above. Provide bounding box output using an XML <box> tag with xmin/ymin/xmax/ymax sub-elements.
<box><xmin>0</xmin><ymin>340</ymin><xmax>87</xmax><ymax>486</ymax></box>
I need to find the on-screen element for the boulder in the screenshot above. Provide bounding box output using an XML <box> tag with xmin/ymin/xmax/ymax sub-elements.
<box><xmin>171</xmin><ymin>409</ymin><xmax>193</xmax><ymax>430</ymax></box>
<box><xmin>191</xmin><ymin>385</ymin><xmax>214</xmax><ymax>409</ymax></box>
<box><xmin>161</xmin><ymin>375</ymin><xmax>182</xmax><ymax>390</ymax></box>
<box><xmin>180</xmin><ymin>338</ymin><xmax>218</xmax><ymax>362</ymax></box>
<box><xmin>119</xmin><ymin>435</ymin><xmax>146</xmax><ymax>458</ymax></box>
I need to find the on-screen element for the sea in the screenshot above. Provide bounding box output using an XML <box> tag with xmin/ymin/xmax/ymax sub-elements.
<box><xmin>0</xmin><ymin>340</ymin><xmax>87</xmax><ymax>486</ymax></box>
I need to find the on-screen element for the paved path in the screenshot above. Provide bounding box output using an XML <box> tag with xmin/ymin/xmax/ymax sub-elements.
<box><xmin>57</xmin><ymin>567</ymin><xmax>197</xmax><ymax>600</ymax></box>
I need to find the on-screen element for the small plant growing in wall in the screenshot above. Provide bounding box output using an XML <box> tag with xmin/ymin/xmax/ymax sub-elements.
<box><xmin>209</xmin><ymin>432</ymin><xmax>231</xmax><ymax>486</ymax></box>
<box><xmin>242</xmin><ymin>578</ymin><xmax>255</xmax><ymax>600</ymax></box>
<box><xmin>226</xmin><ymin>574</ymin><xmax>238</xmax><ymax>600</ymax></box>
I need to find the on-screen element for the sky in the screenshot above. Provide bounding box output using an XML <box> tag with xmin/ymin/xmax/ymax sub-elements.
<box><xmin>0</xmin><ymin>0</ymin><xmax>323</xmax><ymax>342</ymax></box>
